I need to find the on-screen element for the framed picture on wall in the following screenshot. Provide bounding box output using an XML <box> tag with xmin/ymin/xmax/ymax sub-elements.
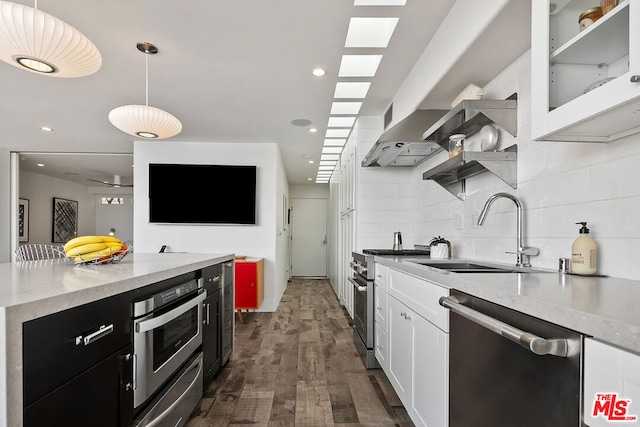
<box><xmin>52</xmin><ymin>198</ymin><xmax>78</xmax><ymax>243</ymax></box>
<box><xmin>18</xmin><ymin>198</ymin><xmax>29</xmax><ymax>242</ymax></box>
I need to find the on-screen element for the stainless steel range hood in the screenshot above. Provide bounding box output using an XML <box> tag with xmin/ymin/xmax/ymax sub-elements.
<box><xmin>361</xmin><ymin>109</ymin><xmax>448</xmax><ymax>167</ymax></box>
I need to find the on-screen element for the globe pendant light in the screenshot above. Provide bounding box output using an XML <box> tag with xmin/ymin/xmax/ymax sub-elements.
<box><xmin>108</xmin><ymin>42</ymin><xmax>182</xmax><ymax>140</ymax></box>
<box><xmin>0</xmin><ymin>0</ymin><xmax>101</xmax><ymax>77</ymax></box>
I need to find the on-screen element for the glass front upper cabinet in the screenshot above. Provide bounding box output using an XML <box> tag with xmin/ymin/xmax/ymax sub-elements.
<box><xmin>531</xmin><ymin>0</ymin><xmax>640</xmax><ymax>142</ymax></box>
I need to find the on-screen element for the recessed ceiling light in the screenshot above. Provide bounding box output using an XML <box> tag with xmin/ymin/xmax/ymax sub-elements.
<box><xmin>36</xmin><ymin>163</ymin><xmax>44</xmax><ymax>167</ymax></box>
<box><xmin>308</xmin><ymin>127</ymin><xmax>318</xmax><ymax>133</ymax></box>
<box><xmin>334</xmin><ymin>82</ymin><xmax>371</xmax><ymax>99</ymax></box>
<box><xmin>40</xmin><ymin>126</ymin><xmax>53</xmax><ymax>132</ymax></box>
<box><xmin>338</xmin><ymin>55</ymin><xmax>383</xmax><ymax>77</ymax></box>
<box><xmin>331</xmin><ymin>102</ymin><xmax>362</xmax><ymax>115</ymax></box>
<box><xmin>312</xmin><ymin>68</ymin><xmax>326</xmax><ymax>77</ymax></box>
<box><xmin>345</xmin><ymin>17</ymin><xmax>399</xmax><ymax>48</ymax></box>
<box><xmin>308</xmin><ymin>159</ymin><xmax>315</xmax><ymax>164</ymax></box>
<box><xmin>328</xmin><ymin>117</ymin><xmax>356</xmax><ymax>128</ymax></box>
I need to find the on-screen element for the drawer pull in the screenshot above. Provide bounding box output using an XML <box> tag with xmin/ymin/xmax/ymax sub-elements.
<box><xmin>631</xmin><ymin>75</ymin><xmax>640</xmax><ymax>83</ymax></box>
<box><xmin>206</xmin><ymin>275</ymin><xmax>220</xmax><ymax>283</ymax></box>
<box><xmin>75</xmin><ymin>324</ymin><xmax>114</xmax><ymax>346</ymax></box>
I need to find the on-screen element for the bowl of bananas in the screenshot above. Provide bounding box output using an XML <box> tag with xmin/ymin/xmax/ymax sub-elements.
<box><xmin>63</xmin><ymin>235</ymin><xmax>130</xmax><ymax>264</ymax></box>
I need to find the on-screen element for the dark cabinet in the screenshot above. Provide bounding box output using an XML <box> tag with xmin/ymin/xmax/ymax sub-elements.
<box><xmin>24</xmin><ymin>344</ymin><xmax>133</xmax><ymax>427</ymax></box>
<box><xmin>202</xmin><ymin>264</ymin><xmax>222</xmax><ymax>388</ymax></box>
<box><xmin>22</xmin><ymin>292</ymin><xmax>133</xmax><ymax>427</ymax></box>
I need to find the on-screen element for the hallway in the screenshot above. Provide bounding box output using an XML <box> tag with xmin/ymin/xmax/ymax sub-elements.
<box><xmin>186</xmin><ymin>278</ymin><xmax>413</xmax><ymax>426</ymax></box>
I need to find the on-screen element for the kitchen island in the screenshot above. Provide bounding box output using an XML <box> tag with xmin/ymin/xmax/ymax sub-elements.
<box><xmin>0</xmin><ymin>252</ymin><xmax>234</xmax><ymax>427</ymax></box>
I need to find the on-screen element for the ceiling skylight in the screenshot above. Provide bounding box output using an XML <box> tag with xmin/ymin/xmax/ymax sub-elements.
<box><xmin>330</xmin><ymin>102</ymin><xmax>362</xmax><ymax>115</ymax></box>
<box><xmin>324</xmin><ymin>139</ymin><xmax>346</xmax><ymax>146</ymax></box>
<box><xmin>354</xmin><ymin>0</ymin><xmax>406</xmax><ymax>5</ymax></box>
<box><xmin>338</xmin><ymin>55</ymin><xmax>383</xmax><ymax>77</ymax></box>
<box><xmin>328</xmin><ymin>117</ymin><xmax>356</xmax><ymax>128</ymax></box>
<box><xmin>326</xmin><ymin>129</ymin><xmax>351</xmax><ymax>138</ymax></box>
<box><xmin>322</xmin><ymin>147</ymin><xmax>343</xmax><ymax>154</ymax></box>
<box><xmin>345</xmin><ymin>17</ymin><xmax>399</xmax><ymax>48</ymax></box>
<box><xmin>334</xmin><ymin>82</ymin><xmax>371</xmax><ymax>99</ymax></box>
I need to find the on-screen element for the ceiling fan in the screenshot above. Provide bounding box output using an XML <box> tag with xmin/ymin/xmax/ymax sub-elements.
<box><xmin>87</xmin><ymin>174</ymin><xmax>133</xmax><ymax>187</ymax></box>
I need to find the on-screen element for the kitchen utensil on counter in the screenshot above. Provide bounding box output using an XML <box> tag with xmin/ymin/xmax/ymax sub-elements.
<box><xmin>480</xmin><ymin>124</ymin><xmax>498</xmax><ymax>151</ymax></box>
<box><xmin>559</xmin><ymin>257</ymin><xmax>571</xmax><ymax>273</ymax></box>
<box><xmin>429</xmin><ymin>236</ymin><xmax>451</xmax><ymax>259</ymax></box>
<box><xmin>393</xmin><ymin>232</ymin><xmax>403</xmax><ymax>250</ymax></box>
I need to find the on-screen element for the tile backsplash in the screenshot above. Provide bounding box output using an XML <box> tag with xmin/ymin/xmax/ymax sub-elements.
<box><xmin>353</xmin><ymin>51</ymin><xmax>640</xmax><ymax>280</ymax></box>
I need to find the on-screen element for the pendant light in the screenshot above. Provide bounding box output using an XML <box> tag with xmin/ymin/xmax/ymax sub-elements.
<box><xmin>0</xmin><ymin>0</ymin><xmax>101</xmax><ymax>77</ymax></box>
<box><xmin>108</xmin><ymin>42</ymin><xmax>182</xmax><ymax>140</ymax></box>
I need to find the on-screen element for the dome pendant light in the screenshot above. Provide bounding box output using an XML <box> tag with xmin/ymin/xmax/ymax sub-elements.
<box><xmin>0</xmin><ymin>0</ymin><xmax>101</xmax><ymax>77</ymax></box>
<box><xmin>108</xmin><ymin>42</ymin><xmax>182</xmax><ymax>140</ymax></box>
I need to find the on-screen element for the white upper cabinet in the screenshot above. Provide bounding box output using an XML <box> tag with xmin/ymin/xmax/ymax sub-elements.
<box><xmin>531</xmin><ymin>0</ymin><xmax>640</xmax><ymax>141</ymax></box>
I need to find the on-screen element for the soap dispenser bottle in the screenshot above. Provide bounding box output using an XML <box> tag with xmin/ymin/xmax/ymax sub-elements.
<box><xmin>571</xmin><ymin>222</ymin><xmax>597</xmax><ymax>275</ymax></box>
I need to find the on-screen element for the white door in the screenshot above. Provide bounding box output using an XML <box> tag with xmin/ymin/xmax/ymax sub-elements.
<box><xmin>291</xmin><ymin>198</ymin><xmax>327</xmax><ymax>277</ymax></box>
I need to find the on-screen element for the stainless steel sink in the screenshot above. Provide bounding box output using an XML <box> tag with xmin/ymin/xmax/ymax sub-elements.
<box><xmin>415</xmin><ymin>261</ymin><xmax>525</xmax><ymax>273</ymax></box>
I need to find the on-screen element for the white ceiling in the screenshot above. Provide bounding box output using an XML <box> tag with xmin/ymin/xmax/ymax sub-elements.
<box><xmin>5</xmin><ymin>0</ymin><xmax>531</xmax><ymax>187</ymax></box>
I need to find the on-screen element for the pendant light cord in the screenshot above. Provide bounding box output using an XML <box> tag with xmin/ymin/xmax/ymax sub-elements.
<box><xmin>145</xmin><ymin>53</ymin><xmax>149</xmax><ymax>107</ymax></box>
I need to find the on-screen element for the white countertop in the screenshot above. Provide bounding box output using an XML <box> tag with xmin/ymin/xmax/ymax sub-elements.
<box><xmin>0</xmin><ymin>252</ymin><xmax>234</xmax><ymax>427</ymax></box>
<box><xmin>375</xmin><ymin>256</ymin><xmax>640</xmax><ymax>355</ymax></box>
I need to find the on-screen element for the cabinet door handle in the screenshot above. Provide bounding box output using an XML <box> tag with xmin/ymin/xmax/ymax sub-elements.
<box><xmin>75</xmin><ymin>324</ymin><xmax>114</xmax><ymax>346</ymax></box>
<box><xmin>203</xmin><ymin>303</ymin><xmax>210</xmax><ymax>325</ymax></box>
<box><xmin>631</xmin><ymin>75</ymin><xmax>640</xmax><ymax>83</ymax></box>
<box><xmin>206</xmin><ymin>275</ymin><xmax>220</xmax><ymax>283</ymax></box>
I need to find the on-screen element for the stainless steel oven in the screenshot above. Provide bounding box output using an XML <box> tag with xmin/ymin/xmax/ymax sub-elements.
<box><xmin>132</xmin><ymin>276</ymin><xmax>206</xmax><ymax>419</ymax></box>
<box><xmin>351</xmin><ymin>249</ymin><xmax>431</xmax><ymax>369</ymax></box>
<box><xmin>350</xmin><ymin>251</ymin><xmax>377</xmax><ymax>368</ymax></box>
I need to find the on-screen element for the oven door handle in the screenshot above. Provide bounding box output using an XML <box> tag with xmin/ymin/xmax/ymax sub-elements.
<box><xmin>439</xmin><ymin>295</ymin><xmax>576</xmax><ymax>358</ymax></box>
<box><xmin>136</xmin><ymin>291</ymin><xmax>206</xmax><ymax>333</ymax></box>
<box><xmin>348</xmin><ymin>277</ymin><xmax>368</xmax><ymax>292</ymax></box>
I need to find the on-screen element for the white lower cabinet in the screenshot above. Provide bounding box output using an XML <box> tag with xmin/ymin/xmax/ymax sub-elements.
<box><xmin>386</xmin><ymin>267</ymin><xmax>449</xmax><ymax>427</ymax></box>
<box><xmin>388</xmin><ymin>295</ymin><xmax>413</xmax><ymax>406</ymax></box>
<box><xmin>412</xmin><ymin>312</ymin><xmax>448</xmax><ymax>427</ymax></box>
<box><xmin>584</xmin><ymin>338</ymin><xmax>640</xmax><ymax>426</ymax></box>
<box><xmin>374</xmin><ymin>283</ymin><xmax>389</xmax><ymax>371</ymax></box>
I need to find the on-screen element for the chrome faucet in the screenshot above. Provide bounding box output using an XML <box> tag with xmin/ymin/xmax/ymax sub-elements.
<box><xmin>477</xmin><ymin>192</ymin><xmax>539</xmax><ymax>267</ymax></box>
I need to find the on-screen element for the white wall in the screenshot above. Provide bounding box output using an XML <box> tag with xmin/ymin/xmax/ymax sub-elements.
<box><xmin>350</xmin><ymin>50</ymin><xmax>640</xmax><ymax>281</ymax></box>
<box><xmin>94</xmin><ymin>193</ymin><xmax>134</xmax><ymax>243</ymax></box>
<box><xmin>0</xmin><ymin>148</ymin><xmax>11</xmax><ymax>262</ymax></box>
<box><xmin>133</xmin><ymin>140</ymin><xmax>289</xmax><ymax>312</ymax></box>
<box><xmin>18</xmin><ymin>170</ymin><xmax>97</xmax><ymax>245</ymax></box>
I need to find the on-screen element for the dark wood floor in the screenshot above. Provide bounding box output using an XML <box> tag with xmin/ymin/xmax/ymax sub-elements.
<box><xmin>187</xmin><ymin>278</ymin><xmax>414</xmax><ymax>426</ymax></box>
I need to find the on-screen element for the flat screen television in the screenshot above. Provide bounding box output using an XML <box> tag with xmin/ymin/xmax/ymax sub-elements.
<box><xmin>149</xmin><ymin>163</ymin><xmax>257</xmax><ymax>224</ymax></box>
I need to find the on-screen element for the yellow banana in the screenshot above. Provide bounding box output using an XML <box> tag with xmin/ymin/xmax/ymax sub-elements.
<box><xmin>66</xmin><ymin>242</ymin><xmax>108</xmax><ymax>257</ymax></box>
<box><xmin>100</xmin><ymin>236</ymin><xmax>122</xmax><ymax>243</ymax></box>
<box><xmin>73</xmin><ymin>249</ymin><xmax>114</xmax><ymax>263</ymax></box>
<box><xmin>63</xmin><ymin>235</ymin><xmax>103</xmax><ymax>252</ymax></box>
<box><xmin>104</xmin><ymin>242</ymin><xmax>124</xmax><ymax>250</ymax></box>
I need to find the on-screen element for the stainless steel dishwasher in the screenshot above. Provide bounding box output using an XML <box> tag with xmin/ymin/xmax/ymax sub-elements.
<box><xmin>440</xmin><ymin>290</ymin><xmax>584</xmax><ymax>427</ymax></box>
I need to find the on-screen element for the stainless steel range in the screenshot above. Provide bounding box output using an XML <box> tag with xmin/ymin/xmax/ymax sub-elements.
<box><xmin>350</xmin><ymin>249</ymin><xmax>430</xmax><ymax>368</ymax></box>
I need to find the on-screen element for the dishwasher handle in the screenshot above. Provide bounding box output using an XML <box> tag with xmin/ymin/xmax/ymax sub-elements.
<box><xmin>439</xmin><ymin>295</ymin><xmax>573</xmax><ymax>358</ymax></box>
